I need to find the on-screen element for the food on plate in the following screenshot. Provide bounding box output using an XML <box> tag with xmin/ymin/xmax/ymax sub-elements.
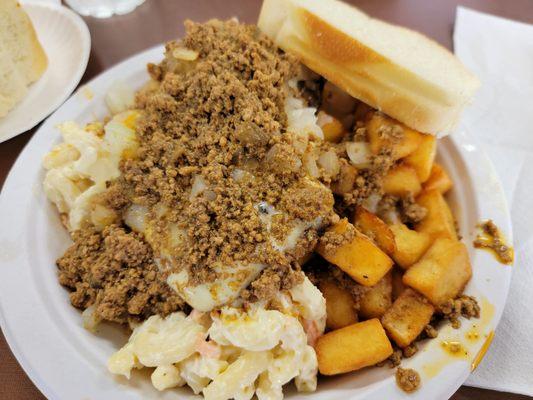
<box><xmin>389</xmin><ymin>223</ymin><xmax>432</xmax><ymax>269</ymax></box>
<box><xmin>383</xmin><ymin>164</ymin><xmax>422</xmax><ymax>197</ymax></box>
<box><xmin>473</xmin><ymin>220</ymin><xmax>514</xmax><ymax>264</ymax></box>
<box><xmin>317</xmin><ymin>218</ymin><xmax>394</xmax><ymax>286</ymax></box>
<box><xmin>359</xmin><ymin>272</ymin><xmax>392</xmax><ymax>319</ymax></box>
<box><xmin>415</xmin><ymin>189</ymin><xmax>458</xmax><ymax>241</ymax></box>
<box><xmin>319</xmin><ymin>279</ymin><xmax>358</xmax><ymax>329</ymax></box>
<box><xmin>403</xmin><ymin>239</ymin><xmax>472</xmax><ymax>307</ymax></box>
<box><xmin>381</xmin><ymin>288</ymin><xmax>434</xmax><ymax>348</ymax></box>
<box><xmin>258</xmin><ymin>0</ymin><xmax>479</xmax><ymax>136</ymax></box>
<box><xmin>354</xmin><ymin>206</ymin><xmax>396</xmax><ymax>256</ymax></box>
<box><xmin>316</xmin><ymin>318</ymin><xmax>393</xmax><ymax>375</ymax></box>
<box><xmin>0</xmin><ymin>0</ymin><xmax>47</xmax><ymax>117</ymax></box>
<box><xmin>423</xmin><ymin>163</ymin><xmax>453</xmax><ymax>193</ymax></box>
<box><xmin>396</xmin><ymin>367</ymin><xmax>421</xmax><ymax>393</ymax></box>
<box><xmin>43</xmin><ymin>0</ymin><xmax>482</xmax><ymax>397</ymax></box>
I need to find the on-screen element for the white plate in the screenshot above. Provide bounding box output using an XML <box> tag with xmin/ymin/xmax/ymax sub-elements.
<box><xmin>0</xmin><ymin>45</ymin><xmax>513</xmax><ymax>400</ymax></box>
<box><xmin>0</xmin><ymin>2</ymin><xmax>90</xmax><ymax>143</ymax></box>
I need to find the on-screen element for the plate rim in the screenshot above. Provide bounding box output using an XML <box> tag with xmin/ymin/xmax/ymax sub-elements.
<box><xmin>0</xmin><ymin>43</ymin><xmax>514</xmax><ymax>400</ymax></box>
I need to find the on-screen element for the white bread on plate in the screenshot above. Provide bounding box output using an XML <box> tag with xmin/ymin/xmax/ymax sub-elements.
<box><xmin>0</xmin><ymin>0</ymin><xmax>48</xmax><ymax>117</ymax></box>
<box><xmin>258</xmin><ymin>0</ymin><xmax>479</xmax><ymax>136</ymax></box>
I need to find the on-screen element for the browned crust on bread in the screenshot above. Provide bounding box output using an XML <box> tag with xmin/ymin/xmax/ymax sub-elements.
<box><xmin>302</xmin><ymin>10</ymin><xmax>385</xmax><ymax>64</ymax></box>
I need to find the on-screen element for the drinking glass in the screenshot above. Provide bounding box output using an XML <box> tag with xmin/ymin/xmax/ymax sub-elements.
<box><xmin>64</xmin><ymin>0</ymin><xmax>146</xmax><ymax>18</ymax></box>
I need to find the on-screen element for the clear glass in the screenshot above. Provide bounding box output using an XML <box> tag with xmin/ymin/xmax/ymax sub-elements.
<box><xmin>64</xmin><ymin>0</ymin><xmax>146</xmax><ymax>18</ymax></box>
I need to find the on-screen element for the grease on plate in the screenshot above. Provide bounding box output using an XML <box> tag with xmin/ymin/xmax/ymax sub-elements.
<box><xmin>473</xmin><ymin>220</ymin><xmax>514</xmax><ymax>265</ymax></box>
<box><xmin>422</xmin><ymin>297</ymin><xmax>495</xmax><ymax>378</ymax></box>
<box><xmin>471</xmin><ymin>330</ymin><xmax>495</xmax><ymax>371</ymax></box>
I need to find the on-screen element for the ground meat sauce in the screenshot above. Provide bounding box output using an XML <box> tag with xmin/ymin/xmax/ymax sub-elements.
<box><xmin>441</xmin><ymin>295</ymin><xmax>480</xmax><ymax>329</ymax></box>
<box><xmin>57</xmin><ymin>225</ymin><xmax>185</xmax><ymax>324</ymax></box>
<box><xmin>474</xmin><ymin>219</ymin><xmax>514</xmax><ymax>264</ymax></box>
<box><xmin>102</xmin><ymin>20</ymin><xmax>339</xmax><ymax>292</ymax></box>
<box><xmin>396</xmin><ymin>367</ymin><xmax>421</xmax><ymax>393</ymax></box>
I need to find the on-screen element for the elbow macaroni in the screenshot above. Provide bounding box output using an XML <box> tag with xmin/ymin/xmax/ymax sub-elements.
<box><xmin>43</xmin><ymin>110</ymin><xmax>139</xmax><ymax>231</ymax></box>
<box><xmin>109</xmin><ymin>277</ymin><xmax>326</xmax><ymax>400</ymax></box>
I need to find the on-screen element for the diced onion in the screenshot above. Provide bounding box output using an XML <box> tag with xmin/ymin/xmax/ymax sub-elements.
<box><xmin>304</xmin><ymin>153</ymin><xmax>319</xmax><ymax>178</ymax></box>
<box><xmin>318</xmin><ymin>150</ymin><xmax>340</xmax><ymax>177</ymax></box>
<box><xmin>91</xmin><ymin>204</ymin><xmax>116</xmax><ymax>230</ymax></box>
<box><xmin>190</xmin><ymin>175</ymin><xmax>207</xmax><ymax>201</ymax></box>
<box><xmin>105</xmin><ymin>81</ymin><xmax>135</xmax><ymax>115</ymax></box>
<box><xmin>361</xmin><ymin>193</ymin><xmax>382</xmax><ymax>214</ymax></box>
<box><xmin>231</xmin><ymin>169</ymin><xmax>245</xmax><ymax>182</ymax></box>
<box><xmin>172</xmin><ymin>48</ymin><xmax>199</xmax><ymax>61</ymax></box>
<box><xmin>316</xmin><ymin>111</ymin><xmax>334</xmax><ymax>128</ymax></box>
<box><xmin>382</xmin><ymin>209</ymin><xmax>401</xmax><ymax>225</ymax></box>
<box><xmin>82</xmin><ymin>305</ymin><xmax>100</xmax><ymax>333</ymax></box>
<box><xmin>345</xmin><ymin>141</ymin><xmax>371</xmax><ymax>168</ymax></box>
<box><xmin>124</xmin><ymin>204</ymin><xmax>148</xmax><ymax>233</ymax></box>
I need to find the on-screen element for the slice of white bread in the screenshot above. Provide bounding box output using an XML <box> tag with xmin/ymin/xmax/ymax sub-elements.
<box><xmin>258</xmin><ymin>0</ymin><xmax>479</xmax><ymax>136</ymax></box>
<box><xmin>0</xmin><ymin>45</ymin><xmax>29</xmax><ymax>117</ymax></box>
<box><xmin>0</xmin><ymin>0</ymin><xmax>48</xmax><ymax>117</ymax></box>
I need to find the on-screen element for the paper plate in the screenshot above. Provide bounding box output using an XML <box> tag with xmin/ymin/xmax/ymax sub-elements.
<box><xmin>0</xmin><ymin>45</ymin><xmax>513</xmax><ymax>400</ymax></box>
<box><xmin>0</xmin><ymin>2</ymin><xmax>90</xmax><ymax>143</ymax></box>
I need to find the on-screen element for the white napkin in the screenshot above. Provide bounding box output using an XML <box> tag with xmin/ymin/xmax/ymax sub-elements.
<box><xmin>454</xmin><ymin>6</ymin><xmax>533</xmax><ymax>396</ymax></box>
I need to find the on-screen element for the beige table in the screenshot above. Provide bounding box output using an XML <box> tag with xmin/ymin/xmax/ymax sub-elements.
<box><xmin>1</xmin><ymin>0</ymin><xmax>532</xmax><ymax>398</ymax></box>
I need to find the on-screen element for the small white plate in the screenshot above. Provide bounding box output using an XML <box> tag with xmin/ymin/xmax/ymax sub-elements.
<box><xmin>0</xmin><ymin>2</ymin><xmax>90</xmax><ymax>143</ymax></box>
<box><xmin>0</xmin><ymin>45</ymin><xmax>513</xmax><ymax>400</ymax></box>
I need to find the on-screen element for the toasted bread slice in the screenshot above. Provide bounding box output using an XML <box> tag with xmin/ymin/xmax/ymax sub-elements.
<box><xmin>258</xmin><ymin>0</ymin><xmax>479</xmax><ymax>136</ymax></box>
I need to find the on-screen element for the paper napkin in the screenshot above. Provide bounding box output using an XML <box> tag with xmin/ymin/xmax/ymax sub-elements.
<box><xmin>454</xmin><ymin>6</ymin><xmax>533</xmax><ymax>396</ymax></box>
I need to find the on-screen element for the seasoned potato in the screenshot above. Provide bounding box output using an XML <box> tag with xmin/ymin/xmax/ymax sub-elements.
<box><xmin>415</xmin><ymin>190</ymin><xmax>457</xmax><ymax>241</ymax></box>
<box><xmin>391</xmin><ymin>268</ymin><xmax>406</xmax><ymax>300</ymax></box>
<box><xmin>332</xmin><ymin>162</ymin><xmax>358</xmax><ymax>195</ymax></box>
<box><xmin>359</xmin><ymin>273</ymin><xmax>392</xmax><ymax>319</ymax></box>
<box><xmin>297</xmin><ymin>251</ymin><xmax>313</xmax><ymax>266</ymax></box>
<box><xmin>403</xmin><ymin>238</ymin><xmax>472</xmax><ymax>306</ymax></box>
<box><xmin>405</xmin><ymin>133</ymin><xmax>437</xmax><ymax>182</ymax></box>
<box><xmin>390</xmin><ymin>223</ymin><xmax>432</xmax><ymax>269</ymax></box>
<box><xmin>320</xmin><ymin>280</ymin><xmax>358</xmax><ymax>330</ymax></box>
<box><xmin>316</xmin><ymin>319</ymin><xmax>393</xmax><ymax>375</ymax></box>
<box><xmin>423</xmin><ymin>163</ymin><xmax>453</xmax><ymax>194</ymax></box>
<box><xmin>317</xmin><ymin>111</ymin><xmax>345</xmax><ymax>143</ymax></box>
<box><xmin>381</xmin><ymin>288</ymin><xmax>435</xmax><ymax>348</ymax></box>
<box><xmin>354</xmin><ymin>207</ymin><xmax>396</xmax><ymax>256</ymax></box>
<box><xmin>382</xmin><ymin>164</ymin><xmax>422</xmax><ymax>197</ymax></box>
<box><xmin>366</xmin><ymin>113</ymin><xmax>423</xmax><ymax>160</ymax></box>
<box><xmin>317</xmin><ymin>219</ymin><xmax>393</xmax><ymax>286</ymax></box>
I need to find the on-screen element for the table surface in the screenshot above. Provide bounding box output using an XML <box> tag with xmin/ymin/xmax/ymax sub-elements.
<box><xmin>1</xmin><ymin>0</ymin><xmax>533</xmax><ymax>399</ymax></box>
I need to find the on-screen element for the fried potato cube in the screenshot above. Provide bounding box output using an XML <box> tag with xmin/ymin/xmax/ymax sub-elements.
<box><xmin>415</xmin><ymin>190</ymin><xmax>457</xmax><ymax>241</ymax></box>
<box><xmin>381</xmin><ymin>288</ymin><xmax>435</xmax><ymax>348</ymax></box>
<box><xmin>320</xmin><ymin>280</ymin><xmax>358</xmax><ymax>330</ymax></box>
<box><xmin>391</xmin><ymin>268</ymin><xmax>406</xmax><ymax>300</ymax></box>
<box><xmin>405</xmin><ymin>133</ymin><xmax>437</xmax><ymax>182</ymax></box>
<box><xmin>354</xmin><ymin>207</ymin><xmax>396</xmax><ymax>256</ymax></box>
<box><xmin>383</xmin><ymin>164</ymin><xmax>422</xmax><ymax>197</ymax></box>
<box><xmin>390</xmin><ymin>223</ymin><xmax>432</xmax><ymax>269</ymax></box>
<box><xmin>359</xmin><ymin>273</ymin><xmax>392</xmax><ymax>319</ymax></box>
<box><xmin>403</xmin><ymin>238</ymin><xmax>472</xmax><ymax>306</ymax></box>
<box><xmin>317</xmin><ymin>111</ymin><xmax>345</xmax><ymax>143</ymax></box>
<box><xmin>366</xmin><ymin>113</ymin><xmax>423</xmax><ymax>160</ymax></box>
<box><xmin>316</xmin><ymin>319</ymin><xmax>393</xmax><ymax>375</ymax></box>
<box><xmin>318</xmin><ymin>219</ymin><xmax>394</xmax><ymax>286</ymax></box>
<box><xmin>423</xmin><ymin>163</ymin><xmax>453</xmax><ymax>194</ymax></box>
